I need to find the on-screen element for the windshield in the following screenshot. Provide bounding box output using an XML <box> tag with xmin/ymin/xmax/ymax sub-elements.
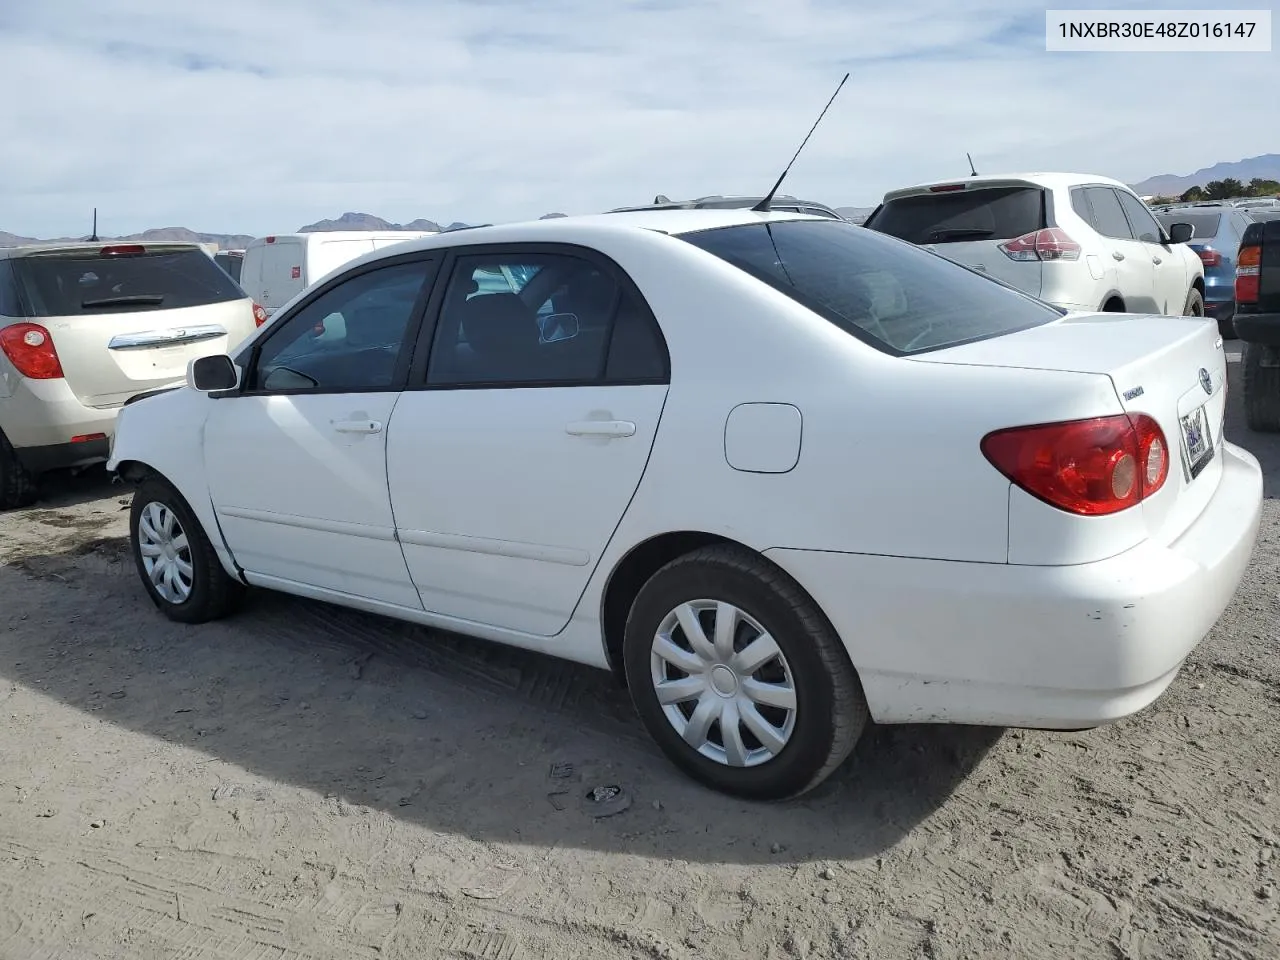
<box><xmin>680</xmin><ymin>219</ymin><xmax>1063</xmax><ymax>355</ymax></box>
<box><xmin>864</xmin><ymin>186</ymin><xmax>1046</xmax><ymax>244</ymax></box>
<box><xmin>12</xmin><ymin>248</ymin><xmax>244</xmax><ymax>317</ymax></box>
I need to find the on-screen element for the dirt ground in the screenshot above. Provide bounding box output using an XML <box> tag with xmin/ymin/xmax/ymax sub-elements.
<box><xmin>1</xmin><ymin>347</ymin><xmax>1278</xmax><ymax>960</ymax></box>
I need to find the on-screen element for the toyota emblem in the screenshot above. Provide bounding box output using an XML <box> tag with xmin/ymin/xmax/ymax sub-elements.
<box><xmin>1198</xmin><ymin>367</ymin><xmax>1213</xmax><ymax>395</ymax></box>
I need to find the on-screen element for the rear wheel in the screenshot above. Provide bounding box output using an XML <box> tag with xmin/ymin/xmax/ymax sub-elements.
<box><xmin>130</xmin><ymin>476</ymin><xmax>244</xmax><ymax>623</ymax></box>
<box><xmin>0</xmin><ymin>430</ymin><xmax>38</xmax><ymax>511</ymax></box>
<box><xmin>1242</xmin><ymin>342</ymin><xmax>1280</xmax><ymax>433</ymax></box>
<box><xmin>623</xmin><ymin>545</ymin><xmax>867</xmax><ymax>800</ymax></box>
<box><xmin>1183</xmin><ymin>288</ymin><xmax>1204</xmax><ymax>318</ymax></box>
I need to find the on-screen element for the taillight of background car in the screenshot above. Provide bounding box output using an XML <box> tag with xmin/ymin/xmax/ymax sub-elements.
<box><xmin>252</xmin><ymin>302</ymin><xmax>268</xmax><ymax>326</ymax></box>
<box><xmin>1236</xmin><ymin>241</ymin><xmax>1261</xmax><ymax>304</ymax></box>
<box><xmin>998</xmin><ymin>228</ymin><xmax>1082</xmax><ymax>262</ymax></box>
<box><xmin>1194</xmin><ymin>246</ymin><xmax>1222</xmax><ymax>267</ymax></box>
<box><xmin>981</xmin><ymin>414</ymin><xmax>1169</xmax><ymax>516</ymax></box>
<box><xmin>0</xmin><ymin>323</ymin><xmax>64</xmax><ymax>379</ymax></box>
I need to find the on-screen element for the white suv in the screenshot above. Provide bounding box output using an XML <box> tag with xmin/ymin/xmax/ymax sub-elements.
<box><xmin>863</xmin><ymin>173</ymin><xmax>1206</xmax><ymax>317</ymax></box>
<box><xmin>0</xmin><ymin>241</ymin><xmax>261</xmax><ymax>509</ymax></box>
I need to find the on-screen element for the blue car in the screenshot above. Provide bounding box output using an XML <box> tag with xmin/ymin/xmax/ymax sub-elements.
<box><xmin>1155</xmin><ymin>205</ymin><xmax>1255</xmax><ymax>338</ymax></box>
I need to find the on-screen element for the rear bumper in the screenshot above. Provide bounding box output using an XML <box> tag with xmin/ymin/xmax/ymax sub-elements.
<box><xmin>765</xmin><ymin>441</ymin><xmax>1263</xmax><ymax>729</ymax></box>
<box><xmin>1203</xmin><ymin>298</ymin><xmax>1235</xmax><ymax>319</ymax></box>
<box><xmin>1234</xmin><ymin>311</ymin><xmax>1280</xmax><ymax>345</ymax></box>
<box><xmin>0</xmin><ymin>376</ymin><xmax>118</xmax><ymax>469</ymax></box>
<box><xmin>14</xmin><ymin>437</ymin><xmax>111</xmax><ymax>473</ymax></box>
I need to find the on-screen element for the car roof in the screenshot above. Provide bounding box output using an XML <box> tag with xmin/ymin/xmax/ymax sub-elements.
<box><xmin>0</xmin><ymin>241</ymin><xmax>207</xmax><ymax>260</ymax></box>
<box><xmin>880</xmin><ymin>172</ymin><xmax>1132</xmax><ymax>201</ymax></box>
<box><xmin>331</xmin><ymin>208</ymin><xmax>825</xmax><ymax>259</ymax></box>
<box><xmin>609</xmin><ymin>194</ymin><xmax>839</xmax><ymax>214</ymax></box>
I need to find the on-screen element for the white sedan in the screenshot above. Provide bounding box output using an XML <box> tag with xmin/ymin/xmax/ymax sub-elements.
<box><xmin>108</xmin><ymin>209</ymin><xmax>1263</xmax><ymax>800</ymax></box>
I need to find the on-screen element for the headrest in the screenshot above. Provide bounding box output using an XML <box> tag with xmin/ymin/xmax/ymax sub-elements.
<box><xmin>458</xmin><ymin>293</ymin><xmax>538</xmax><ymax>355</ymax></box>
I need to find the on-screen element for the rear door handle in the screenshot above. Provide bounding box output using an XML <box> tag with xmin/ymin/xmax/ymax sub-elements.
<box><xmin>566</xmin><ymin>420</ymin><xmax>635</xmax><ymax>439</ymax></box>
<box><xmin>1112</xmin><ymin>251</ymin><xmax>1125</xmax><ymax>261</ymax></box>
<box><xmin>332</xmin><ymin>419</ymin><xmax>384</xmax><ymax>434</ymax></box>
<box><xmin>1152</xmin><ymin>256</ymin><xmax>1163</xmax><ymax>264</ymax></box>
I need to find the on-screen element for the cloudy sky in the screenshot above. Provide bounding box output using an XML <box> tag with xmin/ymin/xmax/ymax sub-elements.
<box><xmin>0</xmin><ymin>0</ymin><xmax>1275</xmax><ymax>237</ymax></box>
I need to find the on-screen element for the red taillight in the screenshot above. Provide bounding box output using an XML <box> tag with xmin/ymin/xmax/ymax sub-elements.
<box><xmin>99</xmin><ymin>244</ymin><xmax>145</xmax><ymax>257</ymax></box>
<box><xmin>929</xmin><ymin>184</ymin><xmax>966</xmax><ymax>193</ymax></box>
<box><xmin>1196</xmin><ymin>247</ymin><xmax>1222</xmax><ymax>267</ymax></box>
<box><xmin>1236</xmin><ymin>244</ymin><xmax>1261</xmax><ymax>304</ymax></box>
<box><xmin>998</xmin><ymin>227</ymin><xmax>1082</xmax><ymax>262</ymax></box>
<box><xmin>981</xmin><ymin>414</ymin><xmax>1169</xmax><ymax>516</ymax></box>
<box><xmin>265</xmin><ymin>236</ymin><xmax>276</xmax><ymax>244</ymax></box>
<box><xmin>0</xmin><ymin>323</ymin><xmax>64</xmax><ymax>379</ymax></box>
<box><xmin>70</xmin><ymin>433</ymin><xmax>107</xmax><ymax>444</ymax></box>
<box><xmin>252</xmin><ymin>302</ymin><xmax>268</xmax><ymax>326</ymax></box>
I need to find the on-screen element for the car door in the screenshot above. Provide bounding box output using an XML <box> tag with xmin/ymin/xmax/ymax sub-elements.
<box><xmin>203</xmin><ymin>255</ymin><xmax>439</xmax><ymax>607</ymax></box>
<box><xmin>1117</xmin><ymin>188</ymin><xmax>1188</xmax><ymax>314</ymax></box>
<box><xmin>1084</xmin><ymin>186</ymin><xmax>1157</xmax><ymax>313</ymax></box>
<box><xmin>385</xmin><ymin>246</ymin><xmax>671</xmax><ymax>636</ymax></box>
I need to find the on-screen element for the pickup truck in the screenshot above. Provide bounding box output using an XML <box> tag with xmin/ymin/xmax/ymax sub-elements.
<box><xmin>1235</xmin><ymin>218</ymin><xmax>1280</xmax><ymax>430</ymax></box>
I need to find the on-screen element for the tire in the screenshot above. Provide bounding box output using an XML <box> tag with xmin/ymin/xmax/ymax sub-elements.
<box><xmin>622</xmin><ymin>545</ymin><xmax>867</xmax><ymax>801</ymax></box>
<box><xmin>1242</xmin><ymin>342</ymin><xmax>1280</xmax><ymax>433</ymax></box>
<box><xmin>0</xmin><ymin>429</ymin><xmax>38</xmax><ymax>511</ymax></box>
<box><xmin>1183</xmin><ymin>288</ymin><xmax>1204</xmax><ymax>318</ymax></box>
<box><xmin>129</xmin><ymin>476</ymin><xmax>244</xmax><ymax>623</ymax></box>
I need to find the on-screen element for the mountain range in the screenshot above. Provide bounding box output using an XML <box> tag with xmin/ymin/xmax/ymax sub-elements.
<box><xmin>3</xmin><ymin>156</ymin><xmax>1274</xmax><ymax>248</ymax></box>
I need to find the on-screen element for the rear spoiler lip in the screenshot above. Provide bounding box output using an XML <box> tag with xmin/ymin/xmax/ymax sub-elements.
<box><xmin>10</xmin><ymin>242</ymin><xmax>206</xmax><ymax>259</ymax></box>
<box><xmin>879</xmin><ymin>179</ymin><xmax>1045</xmax><ymax>203</ymax></box>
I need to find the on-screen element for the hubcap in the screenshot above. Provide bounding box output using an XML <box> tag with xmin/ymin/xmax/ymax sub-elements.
<box><xmin>136</xmin><ymin>501</ymin><xmax>194</xmax><ymax>604</ymax></box>
<box><xmin>649</xmin><ymin>599</ymin><xmax>797</xmax><ymax>768</ymax></box>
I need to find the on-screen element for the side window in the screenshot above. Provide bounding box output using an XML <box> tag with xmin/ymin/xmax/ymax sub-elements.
<box><xmin>425</xmin><ymin>252</ymin><xmax>666</xmax><ymax>387</ymax></box>
<box><xmin>249</xmin><ymin>259</ymin><xmax>434</xmax><ymax>393</ymax></box>
<box><xmin>1116</xmin><ymin>190</ymin><xmax>1163</xmax><ymax>243</ymax></box>
<box><xmin>1069</xmin><ymin>187</ymin><xmax>1095</xmax><ymax>227</ymax></box>
<box><xmin>1085</xmin><ymin>187</ymin><xmax>1135</xmax><ymax>240</ymax></box>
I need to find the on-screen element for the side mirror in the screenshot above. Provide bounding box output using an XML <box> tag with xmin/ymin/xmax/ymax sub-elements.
<box><xmin>187</xmin><ymin>354</ymin><xmax>239</xmax><ymax>392</ymax></box>
<box><xmin>1166</xmin><ymin>222</ymin><xmax>1194</xmax><ymax>244</ymax></box>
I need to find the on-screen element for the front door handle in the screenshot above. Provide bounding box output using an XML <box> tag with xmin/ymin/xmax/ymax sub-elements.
<box><xmin>566</xmin><ymin>420</ymin><xmax>636</xmax><ymax>439</ymax></box>
<box><xmin>1112</xmin><ymin>251</ymin><xmax>1125</xmax><ymax>261</ymax></box>
<box><xmin>1152</xmin><ymin>256</ymin><xmax>1163</xmax><ymax>264</ymax></box>
<box><xmin>332</xmin><ymin>419</ymin><xmax>384</xmax><ymax>434</ymax></box>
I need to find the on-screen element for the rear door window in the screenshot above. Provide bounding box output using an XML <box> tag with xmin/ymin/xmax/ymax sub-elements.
<box><xmin>11</xmin><ymin>248</ymin><xmax>245</xmax><ymax>318</ymax></box>
<box><xmin>682</xmin><ymin>219</ymin><xmax>1062</xmax><ymax>356</ymax></box>
<box><xmin>864</xmin><ymin>186</ymin><xmax>1045</xmax><ymax>245</ymax></box>
<box><xmin>1083</xmin><ymin>188</ymin><xmax>1135</xmax><ymax>240</ymax></box>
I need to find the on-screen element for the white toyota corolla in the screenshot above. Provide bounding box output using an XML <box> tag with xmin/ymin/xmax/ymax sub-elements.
<box><xmin>108</xmin><ymin>209</ymin><xmax>1263</xmax><ymax>800</ymax></box>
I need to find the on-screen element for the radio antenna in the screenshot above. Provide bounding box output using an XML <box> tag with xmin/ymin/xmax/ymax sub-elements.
<box><xmin>966</xmin><ymin>153</ymin><xmax>978</xmax><ymax>176</ymax></box>
<box><xmin>752</xmin><ymin>72</ymin><xmax>850</xmax><ymax>213</ymax></box>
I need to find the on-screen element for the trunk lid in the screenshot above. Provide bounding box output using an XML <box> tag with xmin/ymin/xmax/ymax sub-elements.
<box><xmin>10</xmin><ymin>244</ymin><xmax>257</xmax><ymax>407</ymax></box>
<box><xmin>913</xmin><ymin>312</ymin><xmax>1228</xmax><ymax>544</ymax></box>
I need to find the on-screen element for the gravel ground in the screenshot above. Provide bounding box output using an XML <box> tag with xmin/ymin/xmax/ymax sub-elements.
<box><xmin>1</xmin><ymin>346</ymin><xmax>1277</xmax><ymax>960</ymax></box>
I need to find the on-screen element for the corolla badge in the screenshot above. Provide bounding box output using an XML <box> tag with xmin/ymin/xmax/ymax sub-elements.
<box><xmin>1199</xmin><ymin>367</ymin><xmax>1213</xmax><ymax>395</ymax></box>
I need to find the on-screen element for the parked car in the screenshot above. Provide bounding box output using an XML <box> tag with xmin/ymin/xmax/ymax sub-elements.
<box><xmin>239</xmin><ymin>231</ymin><xmax>435</xmax><ymax>318</ymax></box>
<box><xmin>0</xmin><ymin>242</ymin><xmax>260</xmax><ymax>509</ymax></box>
<box><xmin>214</xmin><ymin>248</ymin><xmax>244</xmax><ymax>284</ymax></box>
<box><xmin>1153</xmin><ymin>205</ymin><xmax>1255</xmax><ymax>338</ymax></box>
<box><xmin>1233</xmin><ymin>217</ymin><xmax>1280</xmax><ymax>431</ymax></box>
<box><xmin>609</xmin><ymin>194</ymin><xmax>845</xmax><ymax>219</ymax></box>
<box><xmin>107</xmin><ymin>211</ymin><xmax>1261</xmax><ymax>800</ymax></box>
<box><xmin>863</xmin><ymin>173</ymin><xmax>1206</xmax><ymax>317</ymax></box>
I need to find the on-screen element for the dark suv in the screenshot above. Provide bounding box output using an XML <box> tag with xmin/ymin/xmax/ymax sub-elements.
<box><xmin>608</xmin><ymin>194</ymin><xmax>846</xmax><ymax>219</ymax></box>
<box><xmin>1233</xmin><ymin>218</ymin><xmax>1280</xmax><ymax>430</ymax></box>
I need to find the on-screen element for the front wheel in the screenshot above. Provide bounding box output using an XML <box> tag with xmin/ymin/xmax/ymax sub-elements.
<box><xmin>129</xmin><ymin>477</ymin><xmax>244</xmax><ymax>623</ymax></box>
<box><xmin>623</xmin><ymin>545</ymin><xmax>867</xmax><ymax>800</ymax></box>
<box><xmin>1183</xmin><ymin>288</ymin><xmax>1204</xmax><ymax>318</ymax></box>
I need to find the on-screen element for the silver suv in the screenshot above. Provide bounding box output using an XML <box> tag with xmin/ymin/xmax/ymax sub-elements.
<box><xmin>0</xmin><ymin>241</ymin><xmax>260</xmax><ymax>508</ymax></box>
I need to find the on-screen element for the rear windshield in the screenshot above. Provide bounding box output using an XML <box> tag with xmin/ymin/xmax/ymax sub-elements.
<box><xmin>11</xmin><ymin>248</ymin><xmax>245</xmax><ymax>318</ymax></box>
<box><xmin>1155</xmin><ymin>212</ymin><xmax>1221</xmax><ymax>239</ymax></box>
<box><xmin>681</xmin><ymin>219</ymin><xmax>1062</xmax><ymax>356</ymax></box>
<box><xmin>215</xmin><ymin>252</ymin><xmax>243</xmax><ymax>283</ymax></box>
<box><xmin>864</xmin><ymin>186</ymin><xmax>1046</xmax><ymax>244</ymax></box>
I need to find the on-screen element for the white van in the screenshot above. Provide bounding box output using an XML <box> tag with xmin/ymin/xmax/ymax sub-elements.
<box><xmin>239</xmin><ymin>231</ymin><xmax>435</xmax><ymax>317</ymax></box>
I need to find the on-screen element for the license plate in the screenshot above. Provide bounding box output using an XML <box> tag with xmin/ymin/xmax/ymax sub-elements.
<box><xmin>1180</xmin><ymin>404</ymin><xmax>1214</xmax><ymax>478</ymax></box>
